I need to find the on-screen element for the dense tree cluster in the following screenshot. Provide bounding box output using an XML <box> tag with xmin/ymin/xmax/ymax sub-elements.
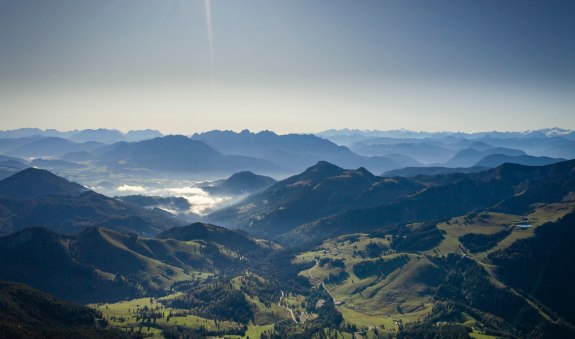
<box><xmin>318</xmin><ymin>257</ymin><xmax>345</xmax><ymax>268</ymax></box>
<box><xmin>391</xmin><ymin>223</ymin><xmax>445</xmax><ymax>252</ymax></box>
<box><xmin>364</xmin><ymin>242</ymin><xmax>388</xmax><ymax>258</ymax></box>
<box><xmin>162</xmin><ymin>281</ymin><xmax>253</xmax><ymax>324</ymax></box>
<box><xmin>323</xmin><ymin>270</ymin><xmax>349</xmax><ymax>285</ymax></box>
<box><xmin>353</xmin><ymin>255</ymin><xmax>410</xmax><ymax>279</ymax></box>
<box><xmin>458</xmin><ymin>229</ymin><xmax>511</xmax><ymax>253</ymax></box>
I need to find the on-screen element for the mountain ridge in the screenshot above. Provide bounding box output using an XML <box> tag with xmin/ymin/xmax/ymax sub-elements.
<box><xmin>0</xmin><ymin>168</ymin><xmax>182</xmax><ymax>236</ymax></box>
<box><xmin>281</xmin><ymin>159</ymin><xmax>575</xmax><ymax>244</ymax></box>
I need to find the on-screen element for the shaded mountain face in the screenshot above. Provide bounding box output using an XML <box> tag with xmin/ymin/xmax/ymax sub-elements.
<box><xmin>281</xmin><ymin>160</ymin><xmax>575</xmax><ymax>244</ymax></box>
<box><xmin>474</xmin><ymin>154</ymin><xmax>565</xmax><ymax>168</ymax></box>
<box><xmin>0</xmin><ymin>224</ymin><xmax>274</xmax><ymax>303</ymax></box>
<box><xmin>0</xmin><ymin>168</ymin><xmax>181</xmax><ymax>236</ymax></box>
<box><xmin>95</xmin><ymin>135</ymin><xmax>282</xmax><ymax>175</ymax></box>
<box><xmin>445</xmin><ymin>147</ymin><xmax>525</xmax><ymax>167</ymax></box>
<box><xmin>201</xmin><ymin>171</ymin><xmax>276</xmax><ymax>195</ymax></box>
<box><xmin>191</xmin><ymin>130</ymin><xmax>402</xmax><ymax>174</ymax></box>
<box><xmin>157</xmin><ymin>222</ymin><xmax>277</xmax><ymax>259</ymax></box>
<box><xmin>0</xmin><ymin>168</ymin><xmax>88</xmax><ymax>199</ymax></box>
<box><xmin>0</xmin><ymin>227</ymin><xmax>139</xmax><ymax>303</ymax></box>
<box><xmin>206</xmin><ymin>161</ymin><xmax>424</xmax><ymax>237</ymax></box>
<box><xmin>489</xmin><ymin>211</ymin><xmax>575</xmax><ymax>324</ymax></box>
<box><xmin>0</xmin><ymin>281</ymin><xmax>125</xmax><ymax>338</ymax></box>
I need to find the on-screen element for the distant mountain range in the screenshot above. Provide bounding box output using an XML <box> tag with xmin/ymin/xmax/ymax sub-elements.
<box><xmin>0</xmin><ymin>128</ymin><xmax>163</xmax><ymax>143</ymax></box>
<box><xmin>320</xmin><ymin>128</ymin><xmax>575</xmax><ymax>164</ymax></box>
<box><xmin>191</xmin><ymin>130</ymin><xmax>405</xmax><ymax>174</ymax></box>
<box><xmin>0</xmin><ymin>128</ymin><xmax>572</xmax><ymax>179</ymax></box>
<box><xmin>351</xmin><ymin>142</ymin><xmax>453</xmax><ymax>164</ymax></box>
<box><xmin>318</xmin><ymin>127</ymin><xmax>575</xmax><ymax>141</ymax></box>
<box><xmin>1</xmin><ymin>137</ymin><xmax>103</xmax><ymax>158</ymax></box>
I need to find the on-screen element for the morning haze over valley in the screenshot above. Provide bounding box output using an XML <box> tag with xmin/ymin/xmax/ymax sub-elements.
<box><xmin>0</xmin><ymin>1</ymin><xmax>574</xmax><ymax>339</ymax></box>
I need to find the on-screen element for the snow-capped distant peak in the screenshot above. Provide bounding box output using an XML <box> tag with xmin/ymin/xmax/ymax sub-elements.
<box><xmin>523</xmin><ymin>128</ymin><xmax>574</xmax><ymax>137</ymax></box>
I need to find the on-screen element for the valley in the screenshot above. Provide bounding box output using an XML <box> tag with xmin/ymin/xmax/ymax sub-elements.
<box><xmin>0</xmin><ymin>129</ymin><xmax>574</xmax><ymax>338</ymax></box>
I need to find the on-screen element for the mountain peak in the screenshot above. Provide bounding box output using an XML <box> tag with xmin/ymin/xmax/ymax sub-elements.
<box><xmin>305</xmin><ymin>161</ymin><xmax>344</xmax><ymax>174</ymax></box>
<box><xmin>0</xmin><ymin>168</ymin><xmax>88</xmax><ymax>199</ymax></box>
<box><xmin>355</xmin><ymin>167</ymin><xmax>374</xmax><ymax>177</ymax></box>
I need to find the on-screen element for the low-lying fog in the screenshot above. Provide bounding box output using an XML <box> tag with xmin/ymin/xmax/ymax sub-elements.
<box><xmin>89</xmin><ymin>178</ymin><xmax>237</xmax><ymax>219</ymax></box>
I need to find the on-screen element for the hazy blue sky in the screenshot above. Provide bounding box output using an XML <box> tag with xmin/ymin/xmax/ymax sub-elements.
<box><xmin>0</xmin><ymin>0</ymin><xmax>574</xmax><ymax>133</ymax></box>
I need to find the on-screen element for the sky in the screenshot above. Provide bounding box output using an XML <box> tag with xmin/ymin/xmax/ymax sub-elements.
<box><xmin>0</xmin><ymin>0</ymin><xmax>574</xmax><ymax>134</ymax></box>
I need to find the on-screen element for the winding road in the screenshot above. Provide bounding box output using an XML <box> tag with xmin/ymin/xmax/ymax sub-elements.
<box><xmin>279</xmin><ymin>290</ymin><xmax>298</xmax><ymax>324</ymax></box>
<box><xmin>308</xmin><ymin>259</ymin><xmax>337</xmax><ymax>305</ymax></box>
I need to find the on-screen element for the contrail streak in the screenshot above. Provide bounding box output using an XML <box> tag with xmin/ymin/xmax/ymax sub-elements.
<box><xmin>204</xmin><ymin>0</ymin><xmax>214</xmax><ymax>55</ymax></box>
<box><xmin>204</xmin><ymin>0</ymin><xmax>216</xmax><ymax>109</ymax></box>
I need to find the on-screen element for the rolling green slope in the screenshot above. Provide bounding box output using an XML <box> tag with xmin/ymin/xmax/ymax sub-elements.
<box><xmin>292</xmin><ymin>202</ymin><xmax>575</xmax><ymax>338</ymax></box>
<box><xmin>0</xmin><ymin>224</ymin><xmax>276</xmax><ymax>304</ymax></box>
